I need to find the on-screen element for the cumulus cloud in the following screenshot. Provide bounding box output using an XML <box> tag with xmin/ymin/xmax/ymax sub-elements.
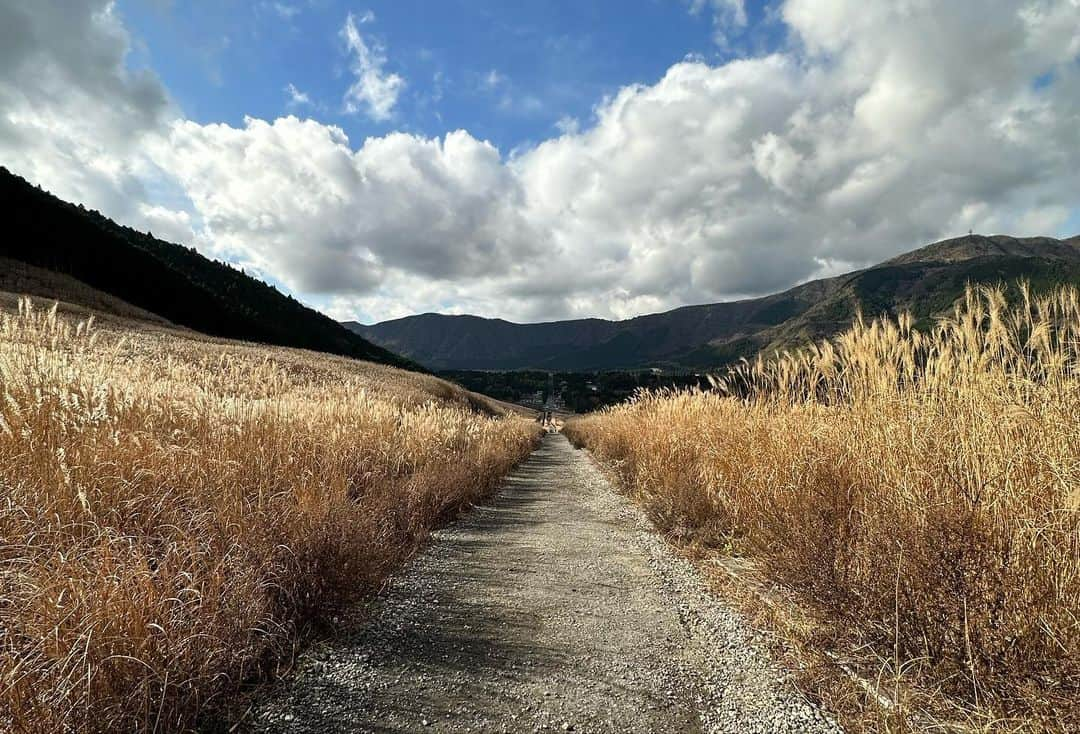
<box><xmin>0</xmin><ymin>0</ymin><xmax>173</xmax><ymax>229</ymax></box>
<box><xmin>152</xmin><ymin>117</ymin><xmax>542</xmax><ymax>297</ymax></box>
<box><xmin>340</xmin><ymin>11</ymin><xmax>404</xmax><ymax>121</ymax></box>
<box><xmin>2</xmin><ymin>0</ymin><xmax>1079</xmax><ymax>324</ymax></box>
<box><xmin>507</xmin><ymin>0</ymin><xmax>1079</xmax><ymax>317</ymax></box>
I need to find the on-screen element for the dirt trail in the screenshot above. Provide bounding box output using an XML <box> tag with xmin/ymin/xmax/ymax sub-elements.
<box><xmin>245</xmin><ymin>433</ymin><xmax>841</xmax><ymax>733</ymax></box>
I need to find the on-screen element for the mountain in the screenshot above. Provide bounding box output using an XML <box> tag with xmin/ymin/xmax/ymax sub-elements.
<box><xmin>0</xmin><ymin>167</ymin><xmax>413</xmax><ymax>369</ymax></box>
<box><xmin>346</xmin><ymin>234</ymin><xmax>1080</xmax><ymax>371</ymax></box>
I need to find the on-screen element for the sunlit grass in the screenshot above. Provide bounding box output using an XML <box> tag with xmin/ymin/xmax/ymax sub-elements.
<box><xmin>565</xmin><ymin>283</ymin><xmax>1080</xmax><ymax>729</ymax></box>
<box><xmin>0</xmin><ymin>299</ymin><xmax>539</xmax><ymax>732</ymax></box>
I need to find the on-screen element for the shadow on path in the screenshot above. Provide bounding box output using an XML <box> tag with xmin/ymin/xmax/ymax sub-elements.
<box><xmin>244</xmin><ymin>434</ymin><xmax>703</xmax><ymax>733</ymax></box>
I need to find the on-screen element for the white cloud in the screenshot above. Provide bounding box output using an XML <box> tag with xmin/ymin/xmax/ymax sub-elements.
<box><xmin>284</xmin><ymin>82</ymin><xmax>312</xmax><ymax>108</ymax></box>
<box><xmin>340</xmin><ymin>11</ymin><xmax>404</xmax><ymax>121</ymax></box>
<box><xmin>481</xmin><ymin>69</ymin><xmax>505</xmax><ymax>89</ymax></box>
<box><xmin>554</xmin><ymin>116</ymin><xmax>580</xmax><ymax>135</ymax></box>
<box><xmin>152</xmin><ymin>117</ymin><xmax>542</xmax><ymax>298</ymax></box>
<box><xmin>751</xmin><ymin>132</ymin><xmax>802</xmax><ymax>195</ymax></box>
<box><xmin>0</xmin><ymin>0</ymin><xmax>173</xmax><ymax>226</ymax></box>
<box><xmin>2</xmin><ymin>0</ymin><xmax>1079</xmax><ymax>325</ymax></box>
<box><xmin>137</xmin><ymin>203</ymin><xmax>196</xmax><ymax>244</ymax></box>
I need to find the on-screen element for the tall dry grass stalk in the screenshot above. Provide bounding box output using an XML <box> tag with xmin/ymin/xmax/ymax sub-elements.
<box><xmin>565</xmin><ymin>283</ymin><xmax>1080</xmax><ymax>728</ymax></box>
<box><xmin>0</xmin><ymin>298</ymin><xmax>539</xmax><ymax>732</ymax></box>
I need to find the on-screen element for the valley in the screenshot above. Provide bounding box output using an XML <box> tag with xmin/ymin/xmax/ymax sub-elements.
<box><xmin>0</xmin><ymin>172</ymin><xmax>1077</xmax><ymax>732</ymax></box>
<box><xmin>4</xmin><ymin>0</ymin><xmax>1080</xmax><ymax>720</ymax></box>
<box><xmin>1</xmin><ymin>176</ymin><xmax>1078</xmax><ymax>731</ymax></box>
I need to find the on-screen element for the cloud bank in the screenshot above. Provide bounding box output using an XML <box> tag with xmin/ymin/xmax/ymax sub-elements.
<box><xmin>0</xmin><ymin>0</ymin><xmax>174</xmax><ymax>233</ymax></box>
<box><xmin>1</xmin><ymin>0</ymin><xmax>1078</xmax><ymax>323</ymax></box>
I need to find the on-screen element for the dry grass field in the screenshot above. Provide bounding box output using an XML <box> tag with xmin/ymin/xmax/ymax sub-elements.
<box><xmin>565</xmin><ymin>284</ymin><xmax>1080</xmax><ymax>730</ymax></box>
<box><xmin>0</xmin><ymin>297</ymin><xmax>539</xmax><ymax>732</ymax></box>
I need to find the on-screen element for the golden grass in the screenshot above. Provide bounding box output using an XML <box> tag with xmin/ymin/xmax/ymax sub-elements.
<box><xmin>0</xmin><ymin>298</ymin><xmax>539</xmax><ymax>732</ymax></box>
<box><xmin>565</xmin><ymin>283</ymin><xmax>1080</xmax><ymax>730</ymax></box>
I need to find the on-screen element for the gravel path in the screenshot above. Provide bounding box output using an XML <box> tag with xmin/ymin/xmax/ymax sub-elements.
<box><xmin>243</xmin><ymin>433</ymin><xmax>841</xmax><ymax>733</ymax></box>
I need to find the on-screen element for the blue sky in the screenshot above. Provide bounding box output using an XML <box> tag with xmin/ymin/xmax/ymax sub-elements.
<box><xmin>118</xmin><ymin>1</ymin><xmax>778</xmax><ymax>153</ymax></box>
<box><xmin>2</xmin><ymin>1</ymin><xmax>1078</xmax><ymax>324</ymax></box>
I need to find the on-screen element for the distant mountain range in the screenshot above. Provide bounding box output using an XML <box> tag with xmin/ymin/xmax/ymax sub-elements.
<box><xmin>0</xmin><ymin>167</ymin><xmax>413</xmax><ymax>369</ymax></box>
<box><xmin>346</xmin><ymin>233</ymin><xmax>1080</xmax><ymax>371</ymax></box>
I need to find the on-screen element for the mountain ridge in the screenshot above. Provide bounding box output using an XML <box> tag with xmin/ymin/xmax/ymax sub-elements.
<box><xmin>347</xmin><ymin>233</ymin><xmax>1080</xmax><ymax>371</ymax></box>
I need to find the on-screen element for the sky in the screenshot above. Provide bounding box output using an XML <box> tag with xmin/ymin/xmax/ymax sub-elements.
<box><xmin>1</xmin><ymin>1</ymin><xmax>1078</xmax><ymax>324</ymax></box>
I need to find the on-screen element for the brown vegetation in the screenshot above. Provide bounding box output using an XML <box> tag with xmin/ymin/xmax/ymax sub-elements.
<box><xmin>565</xmin><ymin>283</ymin><xmax>1080</xmax><ymax>730</ymax></box>
<box><xmin>0</xmin><ymin>298</ymin><xmax>539</xmax><ymax>732</ymax></box>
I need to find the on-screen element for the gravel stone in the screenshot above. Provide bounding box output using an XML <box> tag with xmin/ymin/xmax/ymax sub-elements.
<box><xmin>242</xmin><ymin>433</ymin><xmax>842</xmax><ymax>733</ymax></box>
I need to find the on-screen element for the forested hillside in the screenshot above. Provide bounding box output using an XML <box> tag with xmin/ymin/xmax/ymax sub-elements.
<box><xmin>0</xmin><ymin>168</ymin><xmax>412</xmax><ymax>368</ymax></box>
<box><xmin>349</xmin><ymin>234</ymin><xmax>1080</xmax><ymax>371</ymax></box>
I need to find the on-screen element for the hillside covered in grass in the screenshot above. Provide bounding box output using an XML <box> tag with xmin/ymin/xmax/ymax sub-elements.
<box><xmin>0</xmin><ymin>297</ymin><xmax>539</xmax><ymax>732</ymax></box>
<box><xmin>565</xmin><ymin>283</ymin><xmax>1080</xmax><ymax>729</ymax></box>
<box><xmin>348</xmin><ymin>234</ymin><xmax>1080</xmax><ymax>371</ymax></box>
<box><xmin>0</xmin><ymin>167</ymin><xmax>412</xmax><ymax>368</ymax></box>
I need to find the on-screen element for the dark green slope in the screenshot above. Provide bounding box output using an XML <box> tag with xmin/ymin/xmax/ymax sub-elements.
<box><xmin>348</xmin><ymin>234</ymin><xmax>1080</xmax><ymax>371</ymax></box>
<box><xmin>741</xmin><ymin>238</ymin><xmax>1080</xmax><ymax>362</ymax></box>
<box><xmin>0</xmin><ymin>167</ymin><xmax>413</xmax><ymax>369</ymax></box>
